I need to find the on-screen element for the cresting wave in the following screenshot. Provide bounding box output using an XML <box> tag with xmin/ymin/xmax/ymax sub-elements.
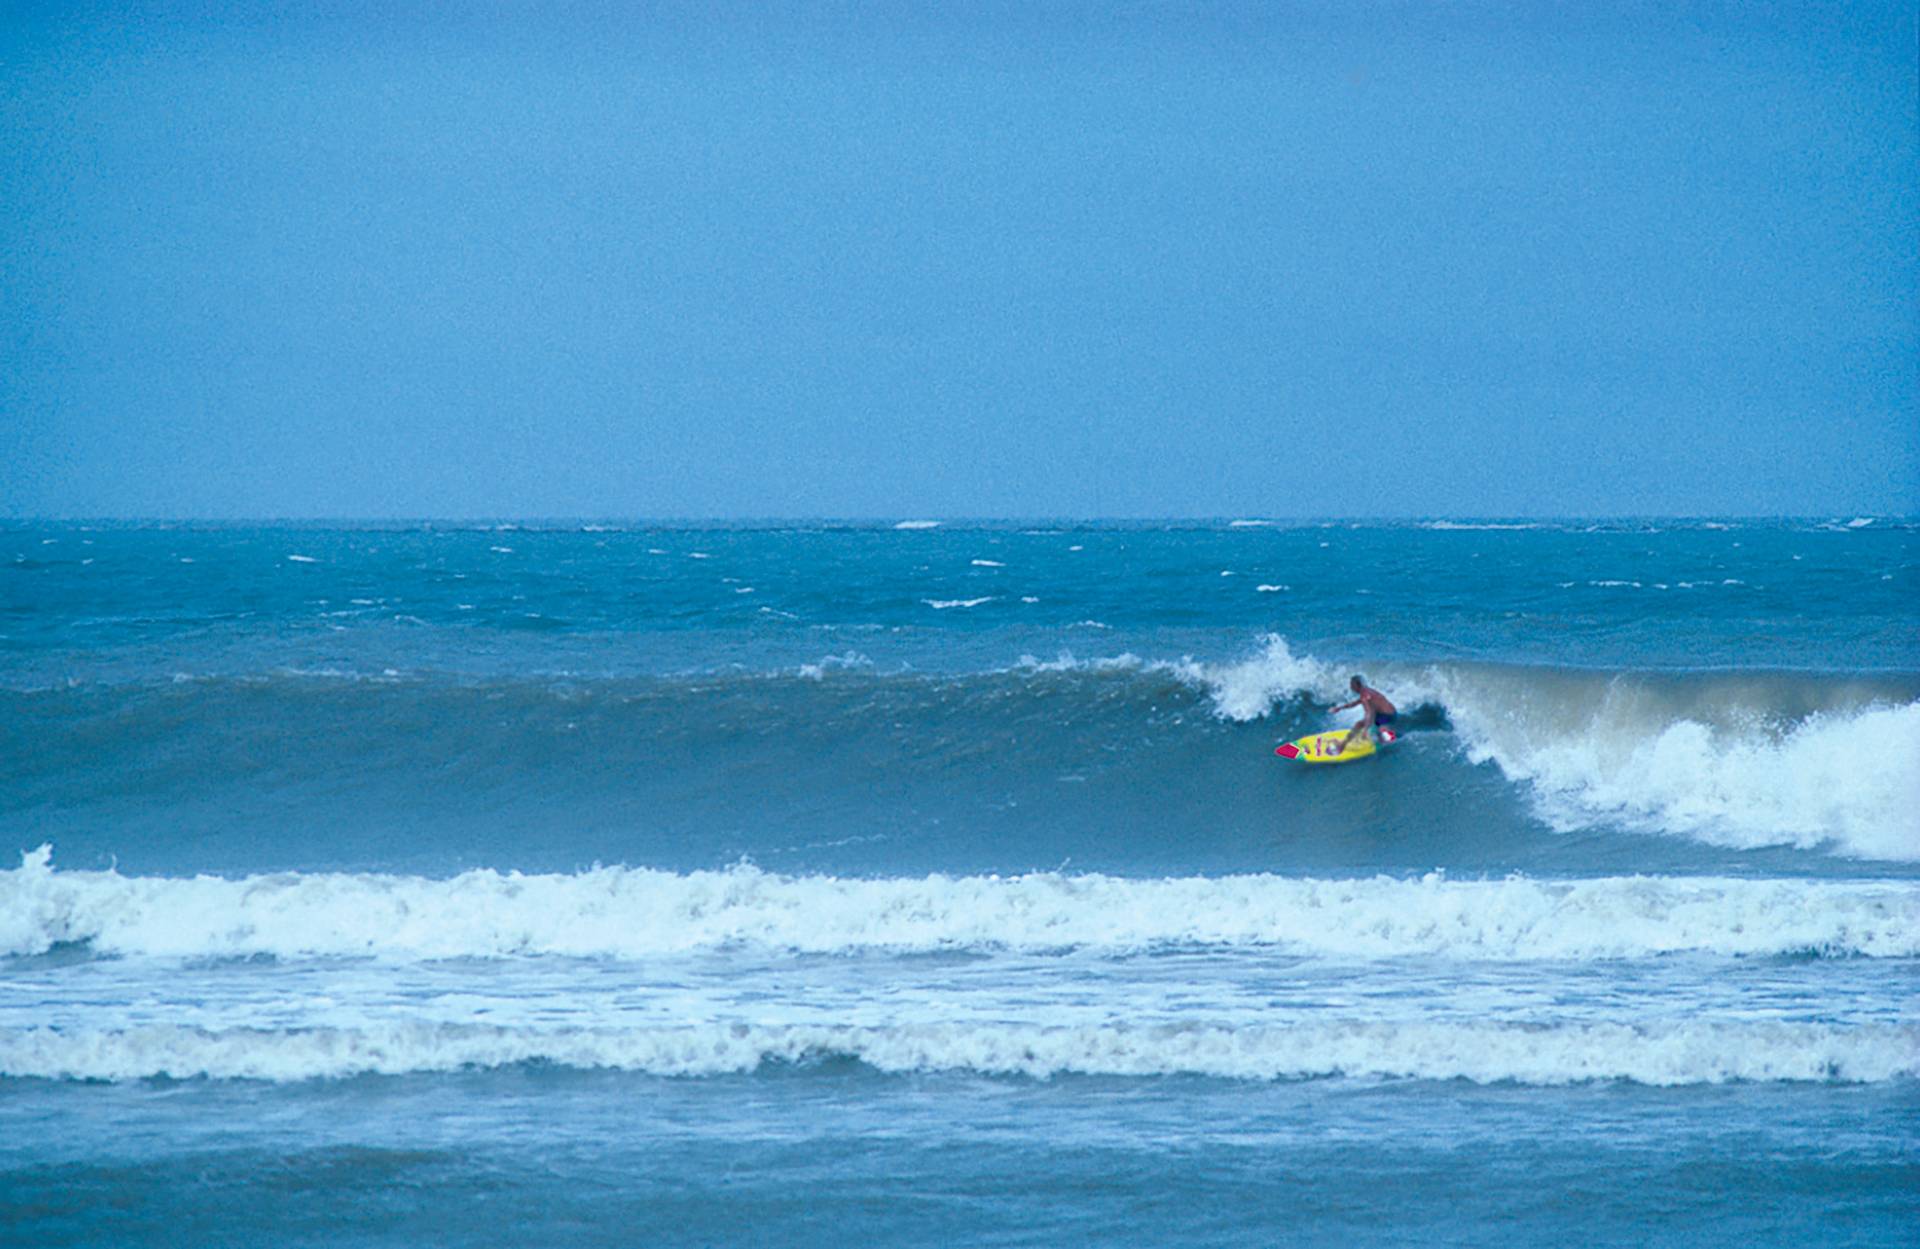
<box><xmin>7</xmin><ymin>637</ymin><xmax>1917</xmax><ymax>864</ymax></box>
<box><xmin>1150</xmin><ymin>635</ymin><xmax>1920</xmax><ymax>861</ymax></box>
<box><xmin>3</xmin><ymin>1019</ymin><xmax>1912</xmax><ymax>1085</ymax></box>
<box><xmin>6</xmin><ymin>849</ymin><xmax>1916</xmax><ymax>962</ymax></box>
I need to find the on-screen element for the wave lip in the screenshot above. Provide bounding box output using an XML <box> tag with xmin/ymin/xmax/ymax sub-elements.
<box><xmin>4</xmin><ymin>1019</ymin><xmax>1911</xmax><ymax>1085</ymax></box>
<box><xmin>7</xmin><ymin>849</ymin><xmax>1917</xmax><ymax>963</ymax></box>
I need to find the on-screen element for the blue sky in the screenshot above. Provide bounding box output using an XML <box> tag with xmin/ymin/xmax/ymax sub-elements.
<box><xmin>3</xmin><ymin>2</ymin><xmax>1914</xmax><ymax>518</ymax></box>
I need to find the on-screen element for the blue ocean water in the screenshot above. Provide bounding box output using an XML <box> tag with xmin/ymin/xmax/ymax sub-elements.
<box><xmin>2</xmin><ymin>518</ymin><xmax>1916</xmax><ymax>1246</ymax></box>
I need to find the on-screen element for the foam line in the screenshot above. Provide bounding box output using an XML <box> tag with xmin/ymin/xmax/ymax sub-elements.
<box><xmin>3</xmin><ymin>1019</ymin><xmax>1910</xmax><ymax>1084</ymax></box>
<box><xmin>6</xmin><ymin>849</ymin><xmax>1915</xmax><ymax>962</ymax></box>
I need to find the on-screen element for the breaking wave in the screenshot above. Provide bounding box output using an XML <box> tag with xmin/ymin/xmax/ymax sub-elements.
<box><xmin>5</xmin><ymin>849</ymin><xmax>1915</xmax><ymax>962</ymax></box>
<box><xmin>4</xmin><ymin>1018</ymin><xmax>1911</xmax><ymax>1085</ymax></box>
<box><xmin>1158</xmin><ymin>636</ymin><xmax>1920</xmax><ymax>861</ymax></box>
<box><xmin>5</xmin><ymin>634</ymin><xmax>1916</xmax><ymax>867</ymax></box>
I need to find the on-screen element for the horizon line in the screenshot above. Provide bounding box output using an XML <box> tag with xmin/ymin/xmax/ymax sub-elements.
<box><xmin>3</xmin><ymin>513</ymin><xmax>1909</xmax><ymax>526</ymax></box>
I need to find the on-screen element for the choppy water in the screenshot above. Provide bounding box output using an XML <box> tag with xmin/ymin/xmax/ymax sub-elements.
<box><xmin>3</xmin><ymin>519</ymin><xmax>1916</xmax><ymax>1246</ymax></box>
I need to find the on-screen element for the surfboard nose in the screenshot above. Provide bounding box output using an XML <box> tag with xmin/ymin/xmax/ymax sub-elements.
<box><xmin>1275</xmin><ymin>743</ymin><xmax>1299</xmax><ymax>759</ymax></box>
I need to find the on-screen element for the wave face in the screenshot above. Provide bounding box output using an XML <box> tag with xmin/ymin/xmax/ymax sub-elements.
<box><xmin>7</xmin><ymin>850</ymin><xmax>1917</xmax><ymax>962</ymax></box>
<box><xmin>5</xmin><ymin>640</ymin><xmax>1914</xmax><ymax>875</ymax></box>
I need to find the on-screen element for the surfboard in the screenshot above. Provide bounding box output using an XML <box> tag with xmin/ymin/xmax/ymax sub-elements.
<box><xmin>1275</xmin><ymin>727</ymin><xmax>1397</xmax><ymax>764</ymax></box>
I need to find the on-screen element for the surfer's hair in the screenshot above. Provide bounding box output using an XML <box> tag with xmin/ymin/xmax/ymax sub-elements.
<box><xmin>1350</xmin><ymin>674</ymin><xmax>1365</xmax><ymax>688</ymax></box>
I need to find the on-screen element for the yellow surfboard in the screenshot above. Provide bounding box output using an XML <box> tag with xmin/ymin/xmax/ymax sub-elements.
<box><xmin>1275</xmin><ymin>727</ymin><xmax>1398</xmax><ymax>764</ymax></box>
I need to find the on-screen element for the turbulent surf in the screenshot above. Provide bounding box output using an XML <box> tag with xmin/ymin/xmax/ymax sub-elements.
<box><xmin>3</xmin><ymin>520</ymin><xmax>1916</xmax><ymax>1245</ymax></box>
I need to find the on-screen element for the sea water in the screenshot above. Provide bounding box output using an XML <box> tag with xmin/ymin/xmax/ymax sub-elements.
<box><xmin>2</xmin><ymin>519</ymin><xmax>1916</xmax><ymax>1246</ymax></box>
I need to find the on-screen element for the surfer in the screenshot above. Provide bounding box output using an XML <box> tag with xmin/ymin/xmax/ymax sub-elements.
<box><xmin>1329</xmin><ymin>675</ymin><xmax>1397</xmax><ymax>752</ymax></box>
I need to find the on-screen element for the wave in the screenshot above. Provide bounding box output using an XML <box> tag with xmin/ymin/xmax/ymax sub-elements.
<box><xmin>6</xmin><ymin>636</ymin><xmax>1917</xmax><ymax>866</ymax></box>
<box><xmin>1156</xmin><ymin>637</ymin><xmax>1920</xmax><ymax>861</ymax></box>
<box><xmin>6</xmin><ymin>850</ymin><xmax>1915</xmax><ymax>962</ymax></box>
<box><xmin>4</xmin><ymin>1019</ymin><xmax>1910</xmax><ymax>1085</ymax></box>
<box><xmin>1398</xmin><ymin>666</ymin><xmax>1920</xmax><ymax>863</ymax></box>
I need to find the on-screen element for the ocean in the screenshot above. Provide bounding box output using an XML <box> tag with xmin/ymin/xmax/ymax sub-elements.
<box><xmin>2</xmin><ymin>518</ymin><xmax>1916</xmax><ymax>1246</ymax></box>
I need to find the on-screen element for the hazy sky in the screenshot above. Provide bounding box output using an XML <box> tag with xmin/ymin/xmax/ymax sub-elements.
<box><xmin>3</xmin><ymin>2</ymin><xmax>1914</xmax><ymax>518</ymax></box>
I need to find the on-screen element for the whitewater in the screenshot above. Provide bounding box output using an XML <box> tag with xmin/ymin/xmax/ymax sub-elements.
<box><xmin>8</xmin><ymin>850</ymin><xmax>1918</xmax><ymax>962</ymax></box>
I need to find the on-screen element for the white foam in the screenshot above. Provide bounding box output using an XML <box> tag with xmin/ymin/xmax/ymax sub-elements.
<box><xmin>1420</xmin><ymin>521</ymin><xmax>1544</xmax><ymax>531</ymax></box>
<box><xmin>3</xmin><ymin>1018</ymin><xmax>1908</xmax><ymax>1085</ymax></box>
<box><xmin>970</xmin><ymin>559</ymin><xmax>1004</xmax><ymax>567</ymax></box>
<box><xmin>1165</xmin><ymin>634</ymin><xmax>1342</xmax><ymax>722</ymax></box>
<box><xmin>285</xmin><ymin>554</ymin><xmax>317</xmax><ymax>563</ymax></box>
<box><xmin>925</xmin><ymin>597</ymin><xmax>994</xmax><ymax>610</ymax></box>
<box><xmin>1427</xmin><ymin>673</ymin><xmax>1920</xmax><ymax>861</ymax></box>
<box><xmin>1255</xmin><ymin>584</ymin><xmax>1289</xmax><ymax>593</ymax></box>
<box><xmin>6</xmin><ymin>849</ymin><xmax>1912</xmax><ymax>963</ymax></box>
<box><xmin>1015</xmin><ymin>652</ymin><xmax>1146</xmax><ymax>676</ymax></box>
<box><xmin>894</xmin><ymin>521</ymin><xmax>941</xmax><ymax>530</ymax></box>
<box><xmin>796</xmin><ymin>652</ymin><xmax>873</xmax><ymax>680</ymax></box>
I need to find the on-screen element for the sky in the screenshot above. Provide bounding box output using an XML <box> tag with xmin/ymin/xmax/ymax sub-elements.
<box><xmin>2</xmin><ymin>2</ymin><xmax>1915</xmax><ymax>519</ymax></box>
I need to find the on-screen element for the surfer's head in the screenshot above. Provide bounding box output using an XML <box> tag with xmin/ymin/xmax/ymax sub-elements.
<box><xmin>1350</xmin><ymin>674</ymin><xmax>1365</xmax><ymax>691</ymax></box>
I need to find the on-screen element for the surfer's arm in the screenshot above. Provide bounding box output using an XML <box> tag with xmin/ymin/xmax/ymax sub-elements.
<box><xmin>1328</xmin><ymin>698</ymin><xmax>1359</xmax><ymax>712</ymax></box>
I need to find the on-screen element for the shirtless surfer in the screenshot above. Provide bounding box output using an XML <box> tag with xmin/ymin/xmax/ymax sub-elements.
<box><xmin>1328</xmin><ymin>675</ymin><xmax>1397</xmax><ymax>752</ymax></box>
